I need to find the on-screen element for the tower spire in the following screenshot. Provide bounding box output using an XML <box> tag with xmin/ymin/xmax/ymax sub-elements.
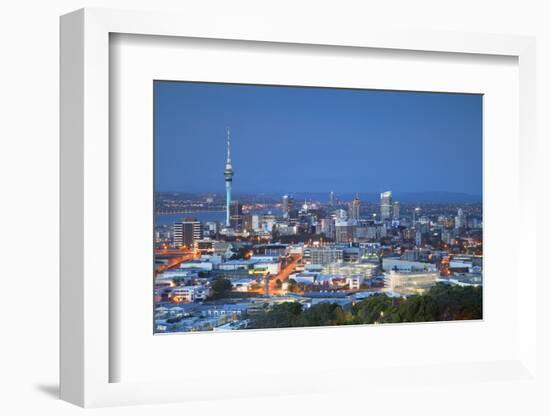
<box><xmin>224</xmin><ymin>128</ymin><xmax>234</xmax><ymax>227</ymax></box>
<box><xmin>226</xmin><ymin>127</ymin><xmax>231</xmax><ymax>163</ymax></box>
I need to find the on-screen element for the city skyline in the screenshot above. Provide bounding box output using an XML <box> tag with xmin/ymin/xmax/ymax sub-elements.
<box><xmin>155</xmin><ymin>190</ymin><xmax>482</xmax><ymax>201</ymax></box>
<box><xmin>154</xmin><ymin>81</ymin><xmax>482</xmax><ymax>195</ymax></box>
<box><xmin>153</xmin><ymin>81</ymin><xmax>483</xmax><ymax>334</ymax></box>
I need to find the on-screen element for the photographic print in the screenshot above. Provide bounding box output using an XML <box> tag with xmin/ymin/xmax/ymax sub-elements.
<box><xmin>153</xmin><ymin>81</ymin><xmax>483</xmax><ymax>334</ymax></box>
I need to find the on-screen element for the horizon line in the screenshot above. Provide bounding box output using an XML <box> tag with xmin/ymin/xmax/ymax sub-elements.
<box><xmin>156</xmin><ymin>190</ymin><xmax>482</xmax><ymax>197</ymax></box>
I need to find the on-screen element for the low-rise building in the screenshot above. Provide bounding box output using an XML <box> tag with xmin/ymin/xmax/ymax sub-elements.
<box><xmin>346</xmin><ymin>275</ymin><xmax>365</xmax><ymax>290</ymax></box>
<box><xmin>199</xmin><ymin>303</ymin><xmax>248</xmax><ymax>318</ymax></box>
<box><xmin>288</xmin><ymin>244</ymin><xmax>305</xmax><ymax>255</ymax></box>
<box><xmin>254</xmin><ymin>244</ymin><xmax>288</xmax><ymax>257</ymax></box>
<box><xmin>291</xmin><ymin>272</ymin><xmax>319</xmax><ymax>285</ymax></box>
<box><xmin>195</xmin><ymin>239</ymin><xmax>215</xmax><ymax>254</ymax></box>
<box><xmin>218</xmin><ymin>259</ymin><xmax>253</xmax><ymax>271</ymax></box>
<box><xmin>302</xmin><ymin>291</ymin><xmax>354</xmax><ymax>309</ymax></box>
<box><xmin>213</xmin><ymin>241</ymin><xmax>236</xmax><ymax>258</ymax></box>
<box><xmin>169</xmin><ymin>285</ymin><xmax>212</xmax><ymax>302</ymax></box>
<box><xmin>322</xmin><ymin>261</ymin><xmax>379</xmax><ymax>279</ymax></box>
<box><xmin>309</xmin><ymin>247</ymin><xmax>344</xmax><ymax>265</ymax></box>
<box><xmin>218</xmin><ymin>257</ymin><xmax>281</xmax><ymax>275</ymax></box>
<box><xmin>179</xmin><ymin>259</ymin><xmax>213</xmax><ymax>271</ymax></box>
<box><xmin>231</xmin><ymin>278</ymin><xmax>256</xmax><ymax>292</ymax></box>
<box><xmin>251</xmin><ymin>262</ymin><xmax>280</xmax><ymax>275</ymax></box>
<box><xmin>449</xmin><ymin>255</ymin><xmax>482</xmax><ymax>273</ymax></box>
<box><xmin>382</xmin><ymin>257</ymin><xmax>437</xmax><ymax>272</ymax></box>
<box><xmin>447</xmin><ymin>273</ymin><xmax>482</xmax><ymax>287</ymax></box>
<box><xmin>383</xmin><ymin>270</ymin><xmax>439</xmax><ymax>295</ymax></box>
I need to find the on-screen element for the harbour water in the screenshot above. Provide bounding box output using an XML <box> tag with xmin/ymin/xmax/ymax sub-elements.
<box><xmin>155</xmin><ymin>209</ymin><xmax>283</xmax><ymax>226</ymax></box>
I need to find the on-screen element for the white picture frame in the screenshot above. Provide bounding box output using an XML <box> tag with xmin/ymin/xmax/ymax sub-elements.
<box><xmin>60</xmin><ymin>7</ymin><xmax>538</xmax><ymax>408</ymax></box>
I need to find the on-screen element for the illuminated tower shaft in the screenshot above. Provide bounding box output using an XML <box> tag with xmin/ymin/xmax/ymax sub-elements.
<box><xmin>224</xmin><ymin>129</ymin><xmax>234</xmax><ymax>227</ymax></box>
<box><xmin>225</xmin><ymin>180</ymin><xmax>232</xmax><ymax>227</ymax></box>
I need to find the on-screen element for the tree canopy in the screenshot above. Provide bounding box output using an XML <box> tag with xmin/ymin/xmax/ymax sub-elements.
<box><xmin>210</xmin><ymin>277</ymin><xmax>233</xmax><ymax>299</ymax></box>
<box><xmin>248</xmin><ymin>283</ymin><xmax>482</xmax><ymax>329</ymax></box>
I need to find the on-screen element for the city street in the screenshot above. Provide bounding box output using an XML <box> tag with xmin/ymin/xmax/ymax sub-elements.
<box><xmin>269</xmin><ymin>254</ymin><xmax>302</xmax><ymax>295</ymax></box>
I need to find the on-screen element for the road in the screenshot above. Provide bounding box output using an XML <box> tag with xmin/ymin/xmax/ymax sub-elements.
<box><xmin>155</xmin><ymin>249</ymin><xmax>199</xmax><ymax>274</ymax></box>
<box><xmin>154</xmin><ymin>250</ymin><xmax>302</xmax><ymax>293</ymax></box>
<box><xmin>268</xmin><ymin>254</ymin><xmax>302</xmax><ymax>295</ymax></box>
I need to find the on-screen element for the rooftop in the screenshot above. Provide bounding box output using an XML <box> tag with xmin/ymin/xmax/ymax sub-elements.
<box><xmin>303</xmin><ymin>291</ymin><xmax>354</xmax><ymax>299</ymax></box>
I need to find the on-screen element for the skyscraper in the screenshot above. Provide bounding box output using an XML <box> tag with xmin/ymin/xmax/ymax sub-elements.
<box><xmin>455</xmin><ymin>208</ymin><xmax>466</xmax><ymax>230</ymax></box>
<box><xmin>329</xmin><ymin>191</ymin><xmax>335</xmax><ymax>206</ymax></box>
<box><xmin>282</xmin><ymin>195</ymin><xmax>294</xmax><ymax>219</ymax></box>
<box><xmin>174</xmin><ymin>220</ymin><xmax>203</xmax><ymax>248</ymax></box>
<box><xmin>413</xmin><ymin>207</ymin><xmax>421</xmax><ymax>224</ymax></box>
<box><xmin>393</xmin><ymin>201</ymin><xmax>400</xmax><ymax>220</ymax></box>
<box><xmin>242</xmin><ymin>214</ymin><xmax>253</xmax><ymax>232</ymax></box>
<box><xmin>349</xmin><ymin>194</ymin><xmax>361</xmax><ymax>220</ymax></box>
<box><xmin>224</xmin><ymin>128</ymin><xmax>234</xmax><ymax>227</ymax></box>
<box><xmin>380</xmin><ymin>191</ymin><xmax>392</xmax><ymax>221</ymax></box>
<box><xmin>415</xmin><ymin>229</ymin><xmax>423</xmax><ymax>247</ymax></box>
<box><xmin>230</xmin><ymin>200</ymin><xmax>243</xmax><ymax>231</ymax></box>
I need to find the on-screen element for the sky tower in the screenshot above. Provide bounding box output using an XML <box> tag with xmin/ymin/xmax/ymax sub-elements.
<box><xmin>224</xmin><ymin>128</ymin><xmax>234</xmax><ymax>227</ymax></box>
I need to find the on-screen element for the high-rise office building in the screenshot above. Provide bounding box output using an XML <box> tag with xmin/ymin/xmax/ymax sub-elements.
<box><xmin>329</xmin><ymin>191</ymin><xmax>335</xmax><ymax>206</ymax></box>
<box><xmin>332</xmin><ymin>208</ymin><xmax>348</xmax><ymax>221</ymax></box>
<box><xmin>393</xmin><ymin>201</ymin><xmax>400</xmax><ymax>219</ymax></box>
<box><xmin>442</xmin><ymin>229</ymin><xmax>453</xmax><ymax>245</ymax></box>
<box><xmin>335</xmin><ymin>220</ymin><xmax>357</xmax><ymax>243</ymax></box>
<box><xmin>173</xmin><ymin>220</ymin><xmax>203</xmax><ymax>248</ymax></box>
<box><xmin>282</xmin><ymin>195</ymin><xmax>294</xmax><ymax>219</ymax></box>
<box><xmin>415</xmin><ymin>229</ymin><xmax>423</xmax><ymax>247</ymax></box>
<box><xmin>229</xmin><ymin>200</ymin><xmax>243</xmax><ymax>231</ymax></box>
<box><xmin>455</xmin><ymin>208</ymin><xmax>466</xmax><ymax>230</ymax></box>
<box><xmin>413</xmin><ymin>207</ymin><xmax>421</xmax><ymax>224</ymax></box>
<box><xmin>251</xmin><ymin>215</ymin><xmax>261</xmax><ymax>232</ymax></box>
<box><xmin>380</xmin><ymin>191</ymin><xmax>392</xmax><ymax>221</ymax></box>
<box><xmin>319</xmin><ymin>218</ymin><xmax>335</xmax><ymax>239</ymax></box>
<box><xmin>262</xmin><ymin>213</ymin><xmax>276</xmax><ymax>232</ymax></box>
<box><xmin>203</xmin><ymin>221</ymin><xmax>218</xmax><ymax>237</ymax></box>
<box><xmin>349</xmin><ymin>194</ymin><xmax>361</xmax><ymax>220</ymax></box>
<box><xmin>224</xmin><ymin>128</ymin><xmax>234</xmax><ymax>227</ymax></box>
<box><xmin>242</xmin><ymin>214</ymin><xmax>253</xmax><ymax>232</ymax></box>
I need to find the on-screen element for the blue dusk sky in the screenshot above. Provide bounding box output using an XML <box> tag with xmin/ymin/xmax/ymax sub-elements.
<box><xmin>154</xmin><ymin>81</ymin><xmax>482</xmax><ymax>197</ymax></box>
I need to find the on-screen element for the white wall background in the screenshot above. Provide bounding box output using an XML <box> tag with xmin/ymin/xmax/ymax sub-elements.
<box><xmin>0</xmin><ymin>0</ymin><xmax>548</xmax><ymax>415</ymax></box>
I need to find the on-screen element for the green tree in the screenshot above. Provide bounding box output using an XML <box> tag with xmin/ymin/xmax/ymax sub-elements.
<box><xmin>397</xmin><ymin>295</ymin><xmax>438</xmax><ymax>322</ymax></box>
<box><xmin>252</xmin><ymin>302</ymin><xmax>303</xmax><ymax>328</ymax></box>
<box><xmin>296</xmin><ymin>303</ymin><xmax>350</xmax><ymax>327</ymax></box>
<box><xmin>246</xmin><ymin>285</ymin><xmax>482</xmax><ymax>330</ymax></box>
<box><xmin>353</xmin><ymin>295</ymin><xmax>395</xmax><ymax>324</ymax></box>
<box><xmin>210</xmin><ymin>277</ymin><xmax>232</xmax><ymax>299</ymax></box>
<box><xmin>287</xmin><ymin>278</ymin><xmax>299</xmax><ymax>293</ymax></box>
<box><xmin>427</xmin><ymin>283</ymin><xmax>482</xmax><ymax>320</ymax></box>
